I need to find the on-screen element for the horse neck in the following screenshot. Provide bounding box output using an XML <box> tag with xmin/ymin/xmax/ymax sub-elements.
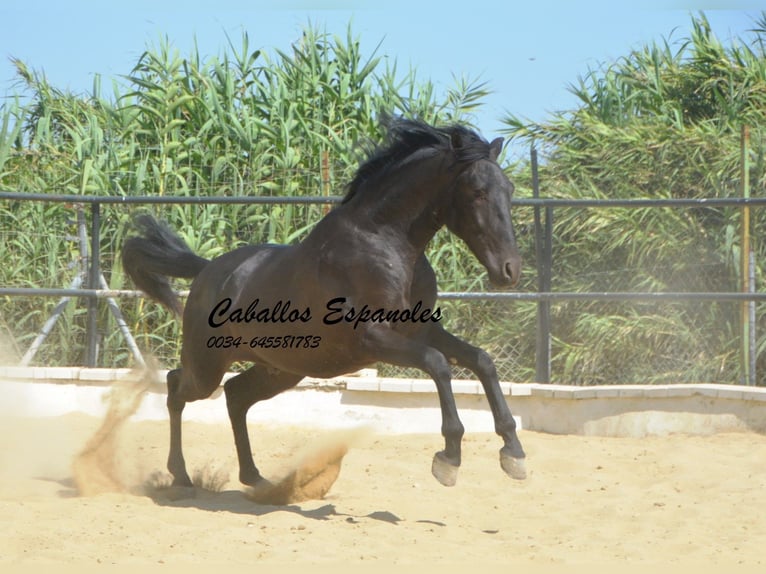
<box><xmin>352</xmin><ymin>154</ymin><xmax>455</xmax><ymax>254</ymax></box>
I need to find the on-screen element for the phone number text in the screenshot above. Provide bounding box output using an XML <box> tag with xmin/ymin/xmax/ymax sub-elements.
<box><xmin>206</xmin><ymin>335</ymin><xmax>321</xmax><ymax>350</ymax></box>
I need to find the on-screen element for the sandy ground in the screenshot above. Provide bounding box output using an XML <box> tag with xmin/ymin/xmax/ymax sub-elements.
<box><xmin>1</xmin><ymin>405</ymin><xmax>765</xmax><ymax>566</ymax></box>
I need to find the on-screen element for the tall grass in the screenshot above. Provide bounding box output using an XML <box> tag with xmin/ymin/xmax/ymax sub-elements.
<box><xmin>503</xmin><ymin>13</ymin><xmax>766</xmax><ymax>383</ymax></box>
<box><xmin>4</xmin><ymin>15</ymin><xmax>764</xmax><ymax>384</ymax></box>
<box><xmin>0</xmin><ymin>23</ymin><xmax>499</xmax><ymax>370</ymax></box>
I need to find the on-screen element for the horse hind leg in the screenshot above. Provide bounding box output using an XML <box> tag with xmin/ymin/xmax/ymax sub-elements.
<box><xmin>166</xmin><ymin>365</ymin><xmax>223</xmax><ymax>487</ymax></box>
<box><xmin>223</xmin><ymin>366</ymin><xmax>302</xmax><ymax>486</ymax></box>
<box><xmin>166</xmin><ymin>369</ymin><xmax>193</xmax><ymax>487</ymax></box>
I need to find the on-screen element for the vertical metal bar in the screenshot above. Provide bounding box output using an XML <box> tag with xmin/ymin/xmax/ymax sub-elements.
<box><xmin>532</xmin><ymin>145</ymin><xmax>552</xmax><ymax>383</ymax></box>
<box><xmin>539</xmin><ymin>206</ymin><xmax>553</xmax><ymax>383</ymax></box>
<box><xmin>740</xmin><ymin>125</ymin><xmax>751</xmax><ymax>385</ymax></box>
<box><xmin>532</xmin><ymin>146</ymin><xmax>544</xmax><ymax>382</ymax></box>
<box><xmin>543</xmin><ymin>207</ymin><xmax>554</xmax><ymax>290</ymax></box>
<box><xmin>321</xmin><ymin>149</ymin><xmax>331</xmax><ymax>215</ymax></box>
<box><xmin>749</xmin><ymin>250</ymin><xmax>756</xmax><ymax>386</ymax></box>
<box><xmin>85</xmin><ymin>201</ymin><xmax>101</xmax><ymax>367</ymax></box>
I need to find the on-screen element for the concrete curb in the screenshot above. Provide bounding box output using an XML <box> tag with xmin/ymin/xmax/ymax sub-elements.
<box><xmin>2</xmin><ymin>365</ymin><xmax>764</xmax><ymax>402</ymax></box>
<box><xmin>2</xmin><ymin>366</ymin><xmax>765</xmax><ymax>437</ymax></box>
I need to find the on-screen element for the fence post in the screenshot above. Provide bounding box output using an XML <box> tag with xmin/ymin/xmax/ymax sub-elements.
<box><xmin>321</xmin><ymin>149</ymin><xmax>331</xmax><ymax>215</ymax></box>
<box><xmin>532</xmin><ymin>146</ymin><xmax>552</xmax><ymax>383</ymax></box>
<box><xmin>740</xmin><ymin>125</ymin><xmax>755</xmax><ymax>386</ymax></box>
<box><xmin>85</xmin><ymin>201</ymin><xmax>101</xmax><ymax>367</ymax></box>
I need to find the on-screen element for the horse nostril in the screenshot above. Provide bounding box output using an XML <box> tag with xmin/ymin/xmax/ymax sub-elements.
<box><xmin>505</xmin><ymin>260</ymin><xmax>520</xmax><ymax>287</ymax></box>
<box><xmin>505</xmin><ymin>261</ymin><xmax>514</xmax><ymax>282</ymax></box>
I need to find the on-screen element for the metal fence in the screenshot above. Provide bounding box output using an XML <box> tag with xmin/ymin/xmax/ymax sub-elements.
<box><xmin>1</xmin><ymin>189</ymin><xmax>765</xmax><ymax>385</ymax></box>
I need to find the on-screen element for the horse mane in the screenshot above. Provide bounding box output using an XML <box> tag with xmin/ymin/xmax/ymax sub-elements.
<box><xmin>342</xmin><ymin>117</ymin><xmax>493</xmax><ymax>204</ymax></box>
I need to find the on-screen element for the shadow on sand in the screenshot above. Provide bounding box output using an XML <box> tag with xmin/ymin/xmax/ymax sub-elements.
<box><xmin>144</xmin><ymin>483</ymin><xmax>403</xmax><ymax>525</ymax></box>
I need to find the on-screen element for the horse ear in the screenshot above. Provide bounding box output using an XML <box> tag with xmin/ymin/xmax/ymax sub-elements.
<box><xmin>450</xmin><ymin>130</ymin><xmax>464</xmax><ymax>150</ymax></box>
<box><xmin>489</xmin><ymin>137</ymin><xmax>504</xmax><ymax>161</ymax></box>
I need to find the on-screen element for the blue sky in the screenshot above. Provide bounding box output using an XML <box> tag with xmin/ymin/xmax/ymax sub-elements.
<box><xmin>0</xmin><ymin>1</ymin><xmax>762</xmax><ymax>161</ymax></box>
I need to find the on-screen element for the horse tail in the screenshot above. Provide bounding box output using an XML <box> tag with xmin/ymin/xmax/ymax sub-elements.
<box><xmin>121</xmin><ymin>214</ymin><xmax>209</xmax><ymax>315</ymax></box>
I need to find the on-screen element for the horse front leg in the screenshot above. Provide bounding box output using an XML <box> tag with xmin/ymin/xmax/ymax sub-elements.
<box><xmin>424</xmin><ymin>325</ymin><xmax>526</xmax><ymax>480</ymax></box>
<box><xmin>365</xmin><ymin>328</ymin><xmax>464</xmax><ymax>486</ymax></box>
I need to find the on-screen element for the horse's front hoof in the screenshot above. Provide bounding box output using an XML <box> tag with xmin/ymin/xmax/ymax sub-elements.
<box><xmin>245</xmin><ymin>476</ymin><xmax>275</xmax><ymax>500</ymax></box>
<box><xmin>243</xmin><ymin>474</ymin><xmax>273</xmax><ymax>490</ymax></box>
<box><xmin>171</xmin><ymin>473</ymin><xmax>194</xmax><ymax>488</ymax></box>
<box><xmin>431</xmin><ymin>451</ymin><xmax>459</xmax><ymax>487</ymax></box>
<box><xmin>500</xmin><ymin>452</ymin><xmax>527</xmax><ymax>480</ymax></box>
<box><xmin>239</xmin><ymin>469</ymin><xmax>266</xmax><ymax>487</ymax></box>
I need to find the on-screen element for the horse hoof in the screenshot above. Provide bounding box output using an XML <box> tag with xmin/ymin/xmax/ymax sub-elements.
<box><xmin>240</xmin><ymin>471</ymin><xmax>267</xmax><ymax>487</ymax></box>
<box><xmin>500</xmin><ymin>453</ymin><xmax>527</xmax><ymax>480</ymax></box>
<box><xmin>244</xmin><ymin>475</ymin><xmax>273</xmax><ymax>490</ymax></box>
<box><xmin>171</xmin><ymin>475</ymin><xmax>194</xmax><ymax>488</ymax></box>
<box><xmin>431</xmin><ymin>452</ymin><xmax>459</xmax><ymax>487</ymax></box>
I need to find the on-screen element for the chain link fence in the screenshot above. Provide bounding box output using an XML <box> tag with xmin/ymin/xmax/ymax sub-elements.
<box><xmin>2</xmin><ymin>192</ymin><xmax>764</xmax><ymax>385</ymax></box>
<box><xmin>0</xmin><ymin>197</ymin><xmax>535</xmax><ymax>381</ymax></box>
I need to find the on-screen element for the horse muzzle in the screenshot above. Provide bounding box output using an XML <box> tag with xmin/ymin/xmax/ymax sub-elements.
<box><xmin>487</xmin><ymin>256</ymin><xmax>522</xmax><ymax>289</ymax></box>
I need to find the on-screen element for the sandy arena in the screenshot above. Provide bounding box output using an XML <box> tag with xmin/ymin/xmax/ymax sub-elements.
<box><xmin>0</xmin><ymin>380</ymin><xmax>765</xmax><ymax>566</ymax></box>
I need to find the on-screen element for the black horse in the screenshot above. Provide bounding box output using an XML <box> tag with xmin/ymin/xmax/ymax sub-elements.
<box><xmin>122</xmin><ymin>118</ymin><xmax>526</xmax><ymax>489</ymax></box>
